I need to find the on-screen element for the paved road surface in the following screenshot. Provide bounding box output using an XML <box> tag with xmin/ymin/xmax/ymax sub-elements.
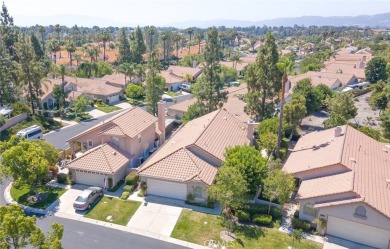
<box><xmin>44</xmin><ymin>111</ymin><xmax>123</xmax><ymax>150</ymax></box>
<box><xmin>36</xmin><ymin>216</ymin><xmax>189</xmax><ymax>249</ymax></box>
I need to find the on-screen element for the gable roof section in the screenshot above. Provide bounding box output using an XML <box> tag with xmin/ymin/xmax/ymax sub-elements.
<box><xmin>68</xmin><ymin>107</ymin><xmax>157</xmax><ymax>141</ymax></box>
<box><xmin>139</xmin><ymin>108</ymin><xmax>250</xmax><ymax>184</ymax></box>
<box><xmin>285</xmin><ymin>125</ymin><xmax>390</xmax><ymax>218</ymax></box>
<box><xmin>66</xmin><ymin>143</ymin><xmax>133</xmax><ymax>174</ymax></box>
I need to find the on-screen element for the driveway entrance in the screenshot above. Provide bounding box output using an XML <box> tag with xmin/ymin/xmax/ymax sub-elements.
<box><xmin>127</xmin><ymin>200</ymin><xmax>182</xmax><ymax>237</ymax></box>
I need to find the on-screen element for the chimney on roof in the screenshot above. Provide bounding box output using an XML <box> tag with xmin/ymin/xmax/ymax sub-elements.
<box><xmin>247</xmin><ymin>120</ymin><xmax>257</xmax><ymax>145</ymax></box>
<box><xmin>334</xmin><ymin>126</ymin><xmax>342</xmax><ymax>137</ymax></box>
<box><xmin>157</xmin><ymin>101</ymin><xmax>166</xmax><ymax>145</ymax></box>
<box><xmin>362</xmin><ymin>55</ymin><xmax>367</xmax><ymax>62</ymax></box>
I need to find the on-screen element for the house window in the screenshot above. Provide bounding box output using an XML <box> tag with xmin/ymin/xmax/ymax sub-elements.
<box><xmin>354</xmin><ymin>206</ymin><xmax>367</xmax><ymax>218</ymax></box>
<box><xmin>194</xmin><ymin>186</ymin><xmax>202</xmax><ymax>198</ymax></box>
<box><xmin>87</xmin><ymin>139</ymin><xmax>93</xmax><ymax>149</ymax></box>
<box><xmin>112</xmin><ymin>136</ymin><xmax>119</xmax><ymax>146</ymax></box>
<box><xmin>138</xmin><ymin>134</ymin><xmax>142</xmax><ymax>143</ymax></box>
<box><xmin>303</xmin><ymin>203</ymin><xmax>317</xmax><ymax>217</ymax></box>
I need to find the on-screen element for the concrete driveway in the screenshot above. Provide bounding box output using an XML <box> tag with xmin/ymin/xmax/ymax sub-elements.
<box><xmin>52</xmin><ymin>188</ymin><xmax>87</xmax><ymax>217</ymax></box>
<box><xmin>323</xmin><ymin>236</ymin><xmax>376</xmax><ymax>249</ymax></box>
<box><xmin>127</xmin><ymin>201</ymin><xmax>182</xmax><ymax>237</ymax></box>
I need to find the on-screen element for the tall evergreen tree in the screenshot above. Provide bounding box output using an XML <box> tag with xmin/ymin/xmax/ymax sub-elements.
<box><xmin>245</xmin><ymin>32</ymin><xmax>281</xmax><ymax>121</ymax></box>
<box><xmin>145</xmin><ymin>50</ymin><xmax>165</xmax><ymax>115</ymax></box>
<box><xmin>0</xmin><ymin>42</ymin><xmax>15</xmax><ymax>106</ymax></box>
<box><xmin>193</xmin><ymin>27</ymin><xmax>226</xmax><ymax>112</ymax></box>
<box><xmin>131</xmin><ymin>26</ymin><xmax>146</xmax><ymax>64</ymax></box>
<box><xmin>0</xmin><ymin>2</ymin><xmax>18</xmax><ymax>60</ymax></box>
<box><xmin>30</xmin><ymin>32</ymin><xmax>44</xmax><ymax>60</ymax></box>
<box><xmin>117</xmin><ymin>28</ymin><xmax>131</xmax><ymax>64</ymax></box>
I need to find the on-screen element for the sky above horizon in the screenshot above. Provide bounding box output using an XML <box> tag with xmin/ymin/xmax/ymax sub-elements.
<box><xmin>6</xmin><ymin>0</ymin><xmax>390</xmax><ymax>27</ymax></box>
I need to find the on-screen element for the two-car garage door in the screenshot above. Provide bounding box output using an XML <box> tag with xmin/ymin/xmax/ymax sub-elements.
<box><xmin>75</xmin><ymin>171</ymin><xmax>107</xmax><ymax>187</ymax></box>
<box><xmin>327</xmin><ymin>216</ymin><xmax>390</xmax><ymax>249</ymax></box>
<box><xmin>147</xmin><ymin>179</ymin><xmax>187</xmax><ymax>200</ymax></box>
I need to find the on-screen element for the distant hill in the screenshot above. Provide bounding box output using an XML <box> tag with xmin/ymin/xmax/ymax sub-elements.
<box><xmin>169</xmin><ymin>13</ymin><xmax>390</xmax><ymax>28</ymax></box>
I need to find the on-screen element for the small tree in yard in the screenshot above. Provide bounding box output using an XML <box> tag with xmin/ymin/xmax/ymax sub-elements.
<box><xmin>324</xmin><ymin>92</ymin><xmax>357</xmax><ymax>128</ymax></box>
<box><xmin>0</xmin><ymin>138</ymin><xmax>53</xmax><ymax>198</ymax></box>
<box><xmin>74</xmin><ymin>96</ymin><xmax>90</xmax><ymax>114</ymax></box>
<box><xmin>365</xmin><ymin>57</ymin><xmax>388</xmax><ymax>83</ymax></box>
<box><xmin>125</xmin><ymin>84</ymin><xmax>144</xmax><ymax>99</ymax></box>
<box><xmin>0</xmin><ymin>204</ymin><xmax>64</xmax><ymax>249</ymax></box>
<box><xmin>223</xmin><ymin>145</ymin><xmax>268</xmax><ymax>194</ymax></box>
<box><xmin>52</xmin><ymin>84</ymin><xmax>67</xmax><ymax>111</ymax></box>
<box><xmin>208</xmin><ymin>166</ymin><xmax>249</xmax><ymax>213</ymax></box>
<box><xmin>284</xmin><ymin>94</ymin><xmax>307</xmax><ymax>135</ymax></box>
<box><xmin>291</xmin><ymin>228</ymin><xmax>303</xmax><ymax>249</ymax></box>
<box><xmin>263</xmin><ymin>168</ymin><xmax>295</xmax><ymax>215</ymax></box>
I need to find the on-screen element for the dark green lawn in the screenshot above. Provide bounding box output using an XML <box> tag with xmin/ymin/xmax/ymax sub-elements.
<box><xmin>84</xmin><ymin>196</ymin><xmax>141</xmax><ymax>225</ymax></box>
<box><xmin>171</xmin><ymin>210</ymin><xmax>322</xmax><ymax>249</ymax></box>
<box><xmin>10</xmin><ymin>185</ymin><xmax>66</xmax><ymax>209</ymax></box>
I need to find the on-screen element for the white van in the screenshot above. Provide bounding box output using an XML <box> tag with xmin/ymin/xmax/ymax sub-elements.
<box><xmin>180</xmin><ymin>83</ymin><xmax>191</xmax><ymax>92</ymax></box>
<box><xmin>16</xmin><ymin>125</ymin><xmax>43</xmax><ymax>140</ymax></box>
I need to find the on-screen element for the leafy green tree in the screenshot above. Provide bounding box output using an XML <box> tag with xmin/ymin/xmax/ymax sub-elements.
<box><xmin>145</xmin><ymin>51</ymin><xmax>165</xmax><ymax>115</ymax></box>
<box><xmin>0</xmin><ymin>139</ymin><xmax>49</xmax><ymax>197</ymax></box>
<box><xmin>178</xmin><ymin>54</ymin><xmax>204</xmax><ymax>67</ymax></box>
<box><xmin>0</xmin><ymin>205</ymin><xmax>64</xmax><ymax>249</ymax></box>
<box><xmin>131</xmin><ymin>26</ymin><xmax>146</xmax><ymax>64</ymax></box>
<box><xmin>33</xmin><ymin>139</ymin><xmax>60</xmax><ymax>166</ymax></box>
<box><xmin>380</xmin><ymin>108</ymin><xmax>390</xmax><ymax>140</ymax></box>
<box><xmin>369</xmin><ymin>80</ymin><xmax>390</xmax><ymax>114</ymax></box>
<box><xmin>30</xmin><ymin>32</ymin><xmax>44</xmax><ymax>60</ymax></box>
<box><xmin>357</xmin><ymin>126</ymin><xmax>382</xmax><ymax>141</ymax></box>
<box><xmin>365</xmin><ymin>57</ymin><xmax>388</xmax><ymax>83</ymax></box>
<box><xmin>52</xmin><ymin>84</ymin><xmax>67</xmax><ymax>111</ymax></box>
<box><xmin>258</xmin><ymin>117</ymin><xmax>282</xmax><ymax>137</ymax></box>
<box><xmin>117</xmin><ymin>63</ymin><xmax>135</xmax><ymax>84</ymax></box>
<box><xmin>117</xmin><ymin>28</ymin><xmax>131</xmax><ymax>64</ymax></box>
<box><xmin>192</xmin><ymin>27</ymin><xmax>226</xmax><ymax>112</ymax></box>
<box><xmin>313</xmin><ymin>84</ymin><xmax>334</xmax><ymax>108</ymax></box>
<box><xmin>95</xmin><ymin>61</ymin><xmax>113</xmax><ymax>77</ymax></box>
<box><xmin>74</xmin><ymin>96</ymin><xmax>90</xmax><ymax>114</ymax></box>
<box><xmin>0</xmin><ymin>115</ymin><xmax>5</xmax><ymax>127</ymax></box>
<box><xmin>325</xmin><ymin>92</ymin><xmax>357</xmax><ymax>125</ymax></box>
<box><xmin>263</xmin><ymin>168</ymin><xmax>295</xmax><ymax>214</ymax></box>
<box><xmin>223</xmin><ymin>145</ymin><xmax>268</xmax><ymax>193</ymax></box>
<box><xmin>259</xmin><ymin>132</ymin><xmax>278</xmax><ymax>160</ymax></box>
<box><xmin>284</xmin><ymin>94</ymin><xmax>307</xmax><ymax>134</ymax></box>
<box><xmin>323</xmin><ymin>114</ymin><xmax>347</xmax><ymax>128</ymax></box>
<box><xmin>245</xmin><ymin>32</ymin><xmax>281</xmax><ymax>121</ymax></box>
<box><xmin>0</xmin><ymin>2</ymin><xmax>19</xmax><ymax>60</ymax></box>
<box><xmin>219</xmin><ymin>64</ymin><xmax>237</xmax><ymax>83</ymax></box>
<box><xmin>208</xmin><ymin>166</ymin><xmax>249</xmax><ymax>211</ymax></box>
<box><xmin>11</xmin><ymin>102</ymin><xmax>30</xmax><ymax>116</ymax></box>
<box><xmin>181</xmin><ymin>102</ymin><xmax>207</xmax><ymax>122</ymax></box>
<box><xmin>125</xmin><ymin>84</ymin><xmax>144</xmax><ymax>99</ymax></box>
<box><xmin>293</xmin><ymin>78</ymin><xmax>321</xmax><ymax>113</ymax></box>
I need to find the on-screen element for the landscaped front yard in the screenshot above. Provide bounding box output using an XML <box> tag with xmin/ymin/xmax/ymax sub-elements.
<box><xmin>10</xmin><ymin>185</ymin><xmax>66</xmax><ymax>209</ymax></box>
<box><xmin>95</xmin><ymin>104</ymin><xmax>122</xmax><ymax>113</ymax></box>
<box><xmin>171</xmin><ymin>210</ymin><xmax>322</xmax><ymax>249</ymax></box>
<box><xmin>84</xmin><ymin>196</ymin><xmax>141</xmax><ymax>225</ymax></box>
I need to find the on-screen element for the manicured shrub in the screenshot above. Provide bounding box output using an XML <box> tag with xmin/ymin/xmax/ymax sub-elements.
<box><xmin>252</xmin><ymin>214</ymin><xmax>273</xmax><ymax>225</ymax></box>
<box><xmin>120</xmin><ymin>191</ymin><xmax>130</xmax><ymax>200</ymax></box>
<box><xmin>107</xmin><ymin>178</ymin><xmax>113</xmax><ymax>189</ymax></box>
<box><xmin>140</xmin><ymin>182</ymin><xmax>147</xmax><ymax>192</ymax></box>
<box><xmin>137</xmin><ymin>191</ymin><xmax>144</xmax><ymax>197</ymax></box>
<box><xmin>236</xmin><ymin>210</ymin><xmax>251</xmax><ymax>222</ymax></box>
<box><xmin>56</xmin><ymin>173</ymin><xmax>68</xmax><ymax>184</ymax></box>
<box><xmin>206</xmin><ymin>197</ymin><xmax>215</xmax><ymax>209</ymax></box>
<box><xmin>291</xmin><ymin>217</ymin><xmax>311</xmax><ymax>231</ymax></box>
<box><xmin>294</xmin><ymin>210</ymin><xmax>300</xmax><ymax>219</ymax></box>
<box><xmin>125</xmin><ymin>171</ymin><xmax>139</xmax><ymax>185</ymax></box>
<box><xmin>123</xmin><ymin>185</ymin><xmax>134</xmax><ymax>192</ymax></box>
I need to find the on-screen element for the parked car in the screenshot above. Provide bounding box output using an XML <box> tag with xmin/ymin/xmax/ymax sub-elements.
<box><xmin>180</xmin><ymin>83</ymin><xmax>191</xmax><ymax>92</ymax></box>
<box><xmin>73</xmin><ymin>187</ymin><xmax>103</xmax><ymax>211</ymax></box>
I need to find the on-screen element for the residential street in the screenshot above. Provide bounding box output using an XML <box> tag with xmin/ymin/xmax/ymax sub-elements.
<box><xmin>43</xmin><ymin>111</ymin><xmax>124</xmax><ymax>150</ymax></box>
<box><xmin>36</xmin><ymin>216</ymin><xmax>189</xmax><ymax>249</ymax></box>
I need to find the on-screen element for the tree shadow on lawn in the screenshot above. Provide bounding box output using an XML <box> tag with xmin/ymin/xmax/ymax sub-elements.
<box><xmin>233</xmin><ymin>224</ymin><xmax>265</xmax><ymax>247</ymax></box>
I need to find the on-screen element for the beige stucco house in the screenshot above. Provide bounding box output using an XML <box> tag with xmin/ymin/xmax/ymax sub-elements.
<box><xmin>65</xmin><ymin>104</ymin><xmax>166</xmax><ymax>187</ymax></box>
<box><xmin>138</xmin><ymin>108</ymin><xmax>255</xmax><ymax>202</ymax></box>
<box><xmin>283</xmin><ymin>125</ymin><xmax>390</xmax><ymax>249</ymax></box>
<box><xmin>159</xmin><ymin>66</ymin><xmax>203</xmax><ymax>91</ymax></box>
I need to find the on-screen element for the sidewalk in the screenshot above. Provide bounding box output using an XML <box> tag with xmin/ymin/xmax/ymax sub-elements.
<box><xmin>278</xmin><ymin>203</ymin><xmax>326</xmax><ymax>244</ymax></box>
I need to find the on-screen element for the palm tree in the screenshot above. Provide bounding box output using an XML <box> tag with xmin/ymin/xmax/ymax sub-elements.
<box><xmin>65</xmin><ymin>38</ymin><xmax>76</xmax><ymax>67</ymax></box>
<box><xmin>148</xmin><ymin>27</ymin><xmax>156</xmax><ymax>52</ymax></box>
<box><xmin>54</xmin><ymin>24</ymin><xmax>62</xmax><ymax>58</ymax></box>
<box><xmin>87</xmin><ymin>48</ymin><xmax>95</xmax><ymax>62</ymax></box>
<box><xmin>134</xmin><ymin>64</ymin><xmax>146</xmax><ymax>82</ymax></box>
<box><xmin>59</xmin><ymin>64</ymin><xmax>66</xmax><ymax>91</ymax></box>
<box><xmin>186</xmin><ymin>27</ymin><xmax>194</xmax><ymax>55</ymax></box>
<box><xmin>48</xmin><ymin>39</ymin><xmax>60</xmax><ymax>64</ymax></box>
<box><xmin>38</xmin><ymin>26</ymin><xmax>45</xmax><ymax>48</ymax></box>
<box><xmin>74</xmin><ymin>54</ymin><xmax>82</xmax><ymax>67</ymax></box>
<box><xmin>160</xmin><ymin>32</ymin><xmax>169</xmax><ymax>65</ymax></box>
<box><xmin>194</xmin><ymin>32</ymin><xmax>203</xmax><ymax>54</ymax></box>
<box><xmin>92</xmin><ymin>46</ymin><xmax>99</xmax><ymax>62</ymax></box>
<box><xmin>100</xmin><ymin>30</ymin><xmax>111</xmax><ymax>62</ymax></box>
<box><xmin>250</xmin><ymin>36</ymin><xmax>257</xmax><ymax>54</ymax></box>
<box><xmin>230</xmin><ymin>53</ymin><xmax>242</xmax><ymax>69</ymax></box>
<box><xmin>173</xmin><ymin>33</ymin><xmax>181</xmax><ymax>61</ymax></box>
<box><xmin>78</xmin><ymin>62</ymin><xmax>98</xmax><ymax>78</ymax></box>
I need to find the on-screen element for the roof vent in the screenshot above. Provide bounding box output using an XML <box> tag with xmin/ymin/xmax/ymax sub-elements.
<box><xmin>382</xmin><ymin>149</ymin><xmax>388</xmax><ymax>153</ymax></box>
<box><xmin>223</xmin><ymin>117</ymin><xmax>227</xmax><ymax>120</ymax></box>
<box><xmin>334</xmin><ymin>126</ymin><xmax>342</xmax><ymax>137</ymax></box>
<box><xmin>349</xmin><ymin>158</ymin><xmax>356</xmax><ymax>163</ymax></box>
<box><xmin>112</xmin><ymin>151</ymin><xmax>117</xmax><ymax>156</ymax></box>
